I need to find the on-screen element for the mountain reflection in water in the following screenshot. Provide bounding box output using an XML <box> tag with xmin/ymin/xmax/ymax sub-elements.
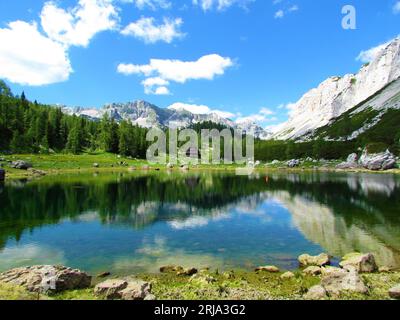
<box><xmin>0</xmin><ymin>171</ymin><xmax>399</xmax><ymax>274</ymax></box>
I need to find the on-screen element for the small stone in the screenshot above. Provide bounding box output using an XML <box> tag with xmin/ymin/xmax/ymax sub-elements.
<box><xmin>94</xmin><ymin>279</ymin><xmax>128</xmax><ymax>300</ymax></box>
<box><xmin>160</xmin><ymin>265</ymin><xmax>184</xmax><ymax>273</ymax></box>
<box><xmin>166</xmin><ymin>163</ymin><xmax>174</xmax><ymax>169</ymax></box>
<box><xmin>302</xmin><ymin>266</ymin><xmax>322</xmax><ymax>276</ymax></box>
<box><xmin>177</xmin><ymin>268</ymin><xmax>198</xmax><ymax>276</ymax></box>
<box><xmin>189</xmin><ymin>274</ymin><xmax>217</xmax><ymax>285</ymax></box>
<box><xmin>298</xmin><ymin>253</ymin><xmax>330</xmax><ymax>267</ymax></box>
<box><xmin>142</xmin><ymin>165</ymin><xmax>150</xmax><ymax>170</ymax></box>
<box><xmin>321</xmin><ymin>266</ymin><xmax>342</xmax><ymax>275</ymax></box>
<box><xmin>339</xmin><ymin>253</ymin><xmax>378</xmax><ymax>273</ymax></box>
<box><xmin>97</xmin><ymin>272</ymin><xmax>111</xmax><ymax>278</ymax></box>
<box><xmin>255</xmin><ymin>266</ymin><xmax>280</xmax><ymax>273</ymax></box>
<box><xmin>378</xmin><ymin>266</ymin><xmax>391</xmax><ymax>273</ymax></box>
<box><xmin>223</xmin><ymin>271</ymin><xmax>235</xmax><ymax>280</ymax></box>
<box><xmin>144</xmin><ymin>294</ymin><xmax>157</xmax><ymax>300</ymax></box>
<box><xmin>93</xmin><ymin>163</ymin><xmax>100</xmax><ymax>168</ymax></box>
<box><xmin>280</xmin><ymin>271</ymin><xmax>295</xmax><ymax>280</ymax></box>
<box><xmin>304</xmin><ymin>285</ymin><xmax>327</xmax><ymax>300</ymax></box>
<box><xmin>388</xmin><ymin>285</ymin><xmax>400</xmax><ymax>299</ymax></box>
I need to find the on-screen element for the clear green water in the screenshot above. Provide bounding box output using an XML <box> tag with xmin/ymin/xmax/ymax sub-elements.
<box><xmin>0</xmin><ymin>171</ymin><xmax>399</xmax><ymax>275</ymax></box>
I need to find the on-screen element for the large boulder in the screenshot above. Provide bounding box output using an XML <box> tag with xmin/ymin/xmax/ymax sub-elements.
<box><xmin>119</xmin><ymin>280</ymin><xmax>152</xmax><ymax>300</ymax></box>
<box><xmin>287</xmin><ymin>159</ymin><xmax>300</xmax><ymax>168</ymax></box>
<box><xmin>11</xmin><ymin>160</ymin><xmax>32</xmax><ymax>170</ymax></box>
<box><xmin>94</xmin><ymin>279</ymin><xmax>128</xmax><ymax>300</ymax></box>
<box><xmin>321</xmin><ymin>268</ymin><xmax>368</xmax><ymax>296</ymax></box>
<box><xmin>336</xmin><ymin>153</ymin><xmax>361</xmax><ymax>170</ymax></box>
<box><xmin>0</xmin><ymin>265</ymin><xmax>91</xmax><ymax>293</ymax></box>
<box><xmin>298</xmin><ymin>253</ymin><xmax>330</xmax><ymax>267</ymax></box>
<box><xmin>359</xmin><ymin>149</ymin><xmax>396</xmax><ymax>171</ymax></box>
<box><xmin>94</xmin><ymin>279</ymin><xmax>152</xmax><ymax>300</ymax></box>
<box><xmin>339</xmin><ymin>253</ymin><xmax>378</xmax><ymax>273</ymax></box>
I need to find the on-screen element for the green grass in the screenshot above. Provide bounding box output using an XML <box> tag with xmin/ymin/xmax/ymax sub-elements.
<box><xmin>2</xmin><ymin>270</ymin><xmax>399</xmax><ymax>300</ymax></box>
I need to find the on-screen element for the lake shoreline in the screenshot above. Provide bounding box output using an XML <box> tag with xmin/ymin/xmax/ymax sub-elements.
<box><xmin>1</xmin><ymin>153</ymin><xmax>400</xmax><ymax>180</ymax></box>
<box><xmin>1</xmin><ymin>256</ymin><xmax>399</xmax><ymax>300</ymax></box>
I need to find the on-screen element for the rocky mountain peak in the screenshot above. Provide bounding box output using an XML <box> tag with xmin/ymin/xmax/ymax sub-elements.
<box><xmin>272</xmin><ymin>37</ymin><xmax>400</xmax><ymax>140</ymax></box>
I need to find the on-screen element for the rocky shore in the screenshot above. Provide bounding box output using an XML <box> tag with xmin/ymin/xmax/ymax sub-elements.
<box><xmin>0</xmin><ymin>252</ymin><xmax>399</xmax><ymax>300</ymax></box>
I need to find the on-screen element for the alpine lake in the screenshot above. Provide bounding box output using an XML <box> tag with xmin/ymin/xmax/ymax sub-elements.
<box><xmin>0</xmin><ymin>170</ymin><xmax>399</xmax><ymax>275</ymax></box>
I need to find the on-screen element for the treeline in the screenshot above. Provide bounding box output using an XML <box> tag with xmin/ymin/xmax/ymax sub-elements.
<box><xmin>0</xmin><ymin>80</ymin><xmax>149</xmax><ymax>157</ymax></box>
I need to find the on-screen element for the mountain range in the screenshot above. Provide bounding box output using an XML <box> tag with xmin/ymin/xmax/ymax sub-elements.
<box><xmin>61</xmin><ymin>100</ymin><xmax>271</xmax><ymax>140</ymax></box>
<box><xmin>61</xmin><ymin>37</ymin><xmax>400</xmax><ymax>142</ymax></box>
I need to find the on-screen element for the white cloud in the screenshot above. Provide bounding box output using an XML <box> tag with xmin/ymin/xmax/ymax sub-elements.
<box><xmin>127</xmin><ymin>0</ymin><xmax>172</xmax><ymax>10</ymax></box>
<box><xmin>142</xmin><ymin>77</ymin><xmax>170</xmax><ymax>94</ymax></box>
<box><xmin>274</xmin><ymin>10</ymin><xmax>284</xmax><ymax>18</ymax></box>
<box><xmin>118</xmin><ymin>54</ymin><xmax>234</xmax><ymax>94</ymax></box>
<box><xmin>168</xmin><ymin>102</ymin><xmax>236</xmax><ymax>118</ymax></box>
<box><xmin>0</xmin><ymin>21</ymin><xmax>72</xmax><ymax>86</ymax></box>
<box><xmin>274</xmin><ymin>2</ymin><xmax>299</xmax><ymax>19</ymax></box>
<box><xmin>121</xmin><ymin>17</ymin><xmax>184</xmax><ymax>44</ymax></box>
<box><xmin>0</xmin><ymin>0</ymin><xmax>119</xmax><ymax>86</ymax></box>
<box><xmin>235</xmin><ymin>107</ymin><xmax>276</xmax><ymax>124</ymax></box>
<box><xmin>192</xmin><ymin>0</ymin><xmax>254</xmax><ymax>11</ymax></box>
<box><xmin>40</xmin><ymin>0</ymin><xmax>119</xmax><ymax>48</ymax></box>
<box><xmin>356</xmin><ymin>40</ymin><xmax>391</xmax><ymax>63</ymax></box>
<box><xmin>393</xmin><ymin>1</ymin><xmax>400</xmax><ymax>14</ymax></box>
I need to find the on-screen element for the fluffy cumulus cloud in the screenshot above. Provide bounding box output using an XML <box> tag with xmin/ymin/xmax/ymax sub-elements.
<box><xmin>40</xmin><ymin>0</ymin><xmax>119</xmax><ymax>48</ymax></box>
<box><xmin>192</xmin><ymin>0</ymin><xmax>254</xmax><ymax>11</ymax></box>
<box><xmin>356</xmin><ymin>40</ymin><xmax>391</xmax><ymax>63</ymax></box>
<box><xmin>121</xmin><ymin>17</ymin><xmax>184</xmax><ymax>44</ymax></box>
<box><xmin>117</xmin><ymin>54</ymin><xmax>234</xmax><ymax>94</ymax></box>
<box><xmin>0</xmin><ymin>21</ymin><xmax>72</xmax><ymax>86</ymax></box>
<box><xmin>0</xmin><ymin>0</ymin><xmax>119</xmax><ymax>86</ymax></box>
<box><xmin>168</xmin><ymin>102</ymin><xmax>236</xmax><ymax>119</ymax></box>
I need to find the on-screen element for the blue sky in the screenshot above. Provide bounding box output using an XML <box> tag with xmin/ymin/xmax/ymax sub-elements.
<box><xmin>0</xmin><ymin>0</ymin><xmax>399</xmax><ymax>127</ymax></box>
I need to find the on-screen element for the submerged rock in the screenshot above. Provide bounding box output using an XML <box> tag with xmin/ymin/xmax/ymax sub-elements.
<box><xmin>304</xmin><ymin>285</ymin><xmax>327</xmax><ymax>300</ymax></box>
<box><xmin>339</xmin><ymin>253</ymin><xmax>378</xmax><ymax>273</ymax></box>
<box><xmin>0</xmin><ymin>265</ymin><xmax>91</xmax><ymax>293</ymax></box>
<box><xmin>298</xmin><ymin>253</ymin><xmax>330</xmax><ymax>267</ymax></box>
<box><xmin>359</xmin><ymin>149</ymin><xmax>396</xmax><ymax>171</ymax></box>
